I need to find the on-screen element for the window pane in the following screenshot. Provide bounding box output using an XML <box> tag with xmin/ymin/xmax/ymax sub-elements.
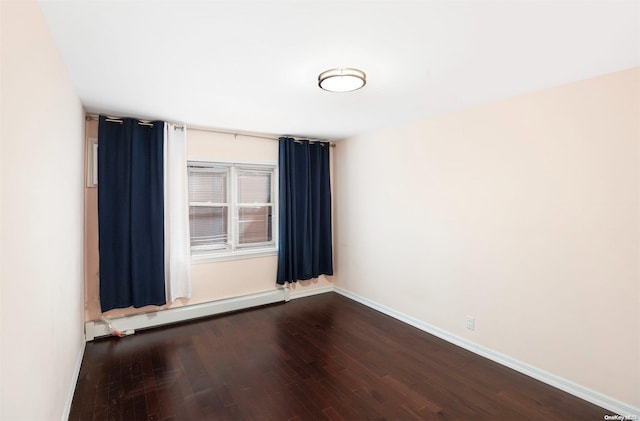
<box><xmin>238</xmin><ymin>206</ymin><xmax>272</xmax><ymax>244</ymax></box>
<box><xmin>189</xmin><ymin>206</ymin><xmax>228</xmax><ymax>247</ymax></box>
<box><xmin>238</xmin><ymin>171</ymin><xmax>271</xmax><ymax>203</ymax></box>
<box><xmin>188</xmin><ymin>167</ymin><xmax>227</xmax><ymax>203</ymax></box>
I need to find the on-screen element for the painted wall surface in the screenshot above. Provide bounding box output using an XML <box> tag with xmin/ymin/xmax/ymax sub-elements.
<box><xmin>85</xmin><ymin>127</ymin><xmax>333</xmax><ymax>320</ymax></box>
<box><xmin>334</xmin><ymin>68</ymin><xmax>640</xmax><ymax>408</ymax></box>
<box><xmin>0</xmin><ymin>1</ymin><xmax>85</xmax><ymax>419</ymax></box>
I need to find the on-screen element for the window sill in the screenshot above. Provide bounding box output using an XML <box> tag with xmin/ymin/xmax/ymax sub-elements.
<box><xmin>191</xmin><ymin>248</ymin><xmax>278</xmax><ymax>264</ymax></box>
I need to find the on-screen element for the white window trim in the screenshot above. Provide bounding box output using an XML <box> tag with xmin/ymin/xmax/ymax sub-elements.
<box><xmin>188</xmin><ymin>158</ymin><xmax>278</xmax><ymax>264</ymax></box>
<box><xmin>87</xmin><ymin>138</ymin><xmax>98</xmax><ymax>187</ymax></box>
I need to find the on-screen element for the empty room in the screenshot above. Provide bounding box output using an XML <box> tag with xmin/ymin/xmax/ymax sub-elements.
<box><xmin>1</xmin><ymin>0</ymin><xmax>639</xmax><ymax>420</ymax></box>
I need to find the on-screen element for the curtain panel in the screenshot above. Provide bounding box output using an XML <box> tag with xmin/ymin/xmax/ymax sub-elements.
<box><xmin>163</xmin><ymin>122</ymin><xmax>192</xmax><ymax>301</ymax></box>
<box><xmin>277</xmin><ymin>137</ymin><xmax>333</xmax><ymax>284</ymax></box>
<box><xmin>98</xmin><ymin>116</ymin><xmax>166</xmax><ymax>311</ymax></box>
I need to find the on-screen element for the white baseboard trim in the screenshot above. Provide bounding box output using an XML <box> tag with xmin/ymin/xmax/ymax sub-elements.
<box><xmin>62</xmin><ymin>339</ymin><xmax>85</xmax><ymax>421</ymax></box>
<box><xmin>334</xmin><ymin>287</ymin><xmax>640</xmax><ymax>418</ymax></box>
<box><xmin>289</xmin><ymin>285</ymin><xmax>335</xmax><ymax>300</ymax></box>
<box><xmin>85</xmin><ymin>288</ymin><xmax>288</xmax><ymax>341</ymax></box>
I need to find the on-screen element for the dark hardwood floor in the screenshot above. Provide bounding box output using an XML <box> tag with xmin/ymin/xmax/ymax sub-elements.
<box><xmin>70</xmin><ymin>293</ymin><xmax>608</xmax><ymax>420</ymax></box>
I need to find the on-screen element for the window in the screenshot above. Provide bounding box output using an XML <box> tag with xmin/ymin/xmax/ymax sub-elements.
<box><xmin>188</xmin><ymin>161</ymin><xmax>277</xmax><ymax>262</ymax></box>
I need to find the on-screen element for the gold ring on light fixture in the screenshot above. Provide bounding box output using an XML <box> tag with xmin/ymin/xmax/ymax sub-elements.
<box><xmin>318</xmin><ymin>68</ymin><xmax>366</xmax><ymax>92</ymax></box>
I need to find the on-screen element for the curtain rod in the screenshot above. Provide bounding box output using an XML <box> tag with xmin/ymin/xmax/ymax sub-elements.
<box><xmin>85</xmin><ymin>114</ymin><xmax>335</xmax><ymax>146</ymax></box>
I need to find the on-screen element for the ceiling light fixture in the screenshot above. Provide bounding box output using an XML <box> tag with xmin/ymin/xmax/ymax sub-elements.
<box><xmin>318</xmin><ymin>68</ymin><xmax>366</xmax><ymax>92</ymax></box>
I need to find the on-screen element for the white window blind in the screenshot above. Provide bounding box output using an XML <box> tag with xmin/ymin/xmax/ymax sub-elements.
<box><xmin>188</xmin><ymin>165</ymin><xmax>230</xmax><ymax>251</ymax></box>
<box><xmin>237</xmin><ymin>170</ymin><xmax>273</xmax><ymax>246</ymax></box>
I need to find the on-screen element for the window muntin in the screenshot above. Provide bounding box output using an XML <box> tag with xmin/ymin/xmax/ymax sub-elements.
<box><xmin>188</xmin><ymin>161</ymin><xmax>277</xmax><ymax>261</ymax></box>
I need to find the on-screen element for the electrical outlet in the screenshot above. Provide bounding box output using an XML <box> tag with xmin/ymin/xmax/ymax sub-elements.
<box><xmin>466</xmin><ymin>316</ymin><xmax>475</xmax><ymax>331</ymax></box>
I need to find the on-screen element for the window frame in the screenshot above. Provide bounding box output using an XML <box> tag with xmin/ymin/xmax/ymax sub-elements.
<box><xmin>188</xmin><ymin>159</ymin><xmax>278</xmax><ymax>264</ymax></box>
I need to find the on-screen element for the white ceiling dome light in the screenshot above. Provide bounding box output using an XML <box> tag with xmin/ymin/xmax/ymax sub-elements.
<box><xmin>318</xmin><ymin>68</ymin><xmax>366</xmax><ymax>92</ymax></box>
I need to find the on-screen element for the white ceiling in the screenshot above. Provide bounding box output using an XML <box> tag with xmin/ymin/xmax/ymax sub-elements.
<box><xmin>38</xmin><ymin>1</ymin><xmax>639</xmax><ymax>140</ymax></box>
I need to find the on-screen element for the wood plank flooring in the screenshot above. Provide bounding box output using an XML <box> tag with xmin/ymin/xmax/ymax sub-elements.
<box><xmin>70</xmin><ymin>293</ymin><xmax>609</xmax><ymax>420</ymax></box>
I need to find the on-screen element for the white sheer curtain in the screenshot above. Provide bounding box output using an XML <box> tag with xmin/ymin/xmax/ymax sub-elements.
<box><xmin>164</xmin><ymin>122</ymin><xmax>192</xmax><ymax>301</ymax></box>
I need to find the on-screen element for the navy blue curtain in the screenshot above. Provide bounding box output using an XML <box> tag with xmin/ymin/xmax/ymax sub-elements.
<box><xmin>277</xmin><ymin>137</ymin><xmax>333</xmax><ymax>285</ymax></box>
<box><xmin>98</xmin><ymin>116</ymin><xmax>166</xmax><ymax>311</ymax></box>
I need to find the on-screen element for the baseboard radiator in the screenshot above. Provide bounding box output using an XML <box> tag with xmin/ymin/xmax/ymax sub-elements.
<box><xmin>85</xmin><ymin>287</ymin><xmax>289</xmax><ymax>341</ymax></box>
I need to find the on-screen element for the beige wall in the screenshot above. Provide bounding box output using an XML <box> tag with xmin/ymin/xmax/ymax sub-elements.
<box><xmin>334</xmin><ymin>68</ymin><xmax>640</xmax><ymax>408</ymax></box>
<box><xmin>0</xmin><ymin>1</ymin><xmax>85</xmax><ymax>419</ymax></box>
<box><xmin>85</xmin><ymin>126</ymin><xmax>333</xmax><ymax>320</ymax></box>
